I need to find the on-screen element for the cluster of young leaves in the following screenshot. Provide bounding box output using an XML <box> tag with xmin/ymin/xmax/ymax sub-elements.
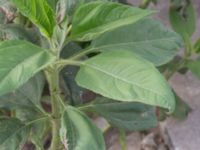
<box><xmin>0</xmin><ymin>0</ymin><xmax>183</xmax><ymax>149</ymax></box>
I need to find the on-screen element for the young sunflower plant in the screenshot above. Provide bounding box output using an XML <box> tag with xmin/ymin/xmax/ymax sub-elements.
<box><xmin>0</xmin><ymin>0</ymin><xmax>182</xmax><ymax>150</ymax></box>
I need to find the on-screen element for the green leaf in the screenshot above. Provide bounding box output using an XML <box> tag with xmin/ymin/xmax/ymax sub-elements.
<box><xmin>0</xmin><ymin>116</ymin><xmax>49</xmax><ymax>150</ymax></box>
<box><xmin>70</xmin><ymin>1</ymin><xmax>154</xmax><ymax>41</ymax></box>
<box><xmin>169</xmin><ymin>2</ymin><xmax>196</xmax><ymax>38</ymax></box>
<box><xmin>60</xmin><ymin>106</ymin><xmax>105</xmax><ymax>150</ymax></box>
<box><xmin>0</xmin><ymin>74</ymin><xmax>47</xmax><ymax>149</ymax></box>
<box><xmin>30</xmin><ymin>119</ymin><xmax>47</xmax><ymax>150</ymax></box>
<box><xmin>172</xmin><ymin>93</ymin><xmax>191</xmax><ymax>120</ymax></box>
<box><xmin>47</xmin><ymin>0</ymin><xmax>58</xmax><ymax>11</ymax></box>
<box><xmin>60</xmin><ymin>0</ymin><xmax>119</xmax><ymax>17</ymax></box>
<box><xmin>194</xmin><ymin>38</ymin><xmax>200</xmax><ymax>53</ymax></box>
<box><xmin>11</xmin><ymin>0</ymin><xmax>56</xmax><ymax>37</ymax></box>
<box><xmin>76</xmin><ymin>51</ymin><xmax>175</xmax><ymax>112</ymax></box>
<box><xmin>0</xmin><ymin>40</ymin><xmax>56</xmax><ymax>96</ymax></box>
<box><xmin>88</xmin><ymin>97</ymin><xmax>157</xmax><ymax>130</ymax></box>
<box><xmin>0</xmin><ymin>73</ymin><xmax>48</xmax><ymax>150</ymax></box>
<box><xmin>0</xmin><ymin>24</ymin><xmax>41</xmax><ymax>44</ymax></box>
<box><xmin>187</xmin><ymin>59</ymin><xmax>200</xmax><ymax>80</ymax></box>
<box><xmin>90</xmin><ymin>19</ymin><xmax>182</xmax><ymax>66</ymax></box>
<box><xmin>0</xmin><ymin>73</ymin><xmax>45</xmax><ymax>110</ymax></box>
<box><xmin>158</xmin><ymin>92</ymin><xmax>191</xmax><ymax>121</ymax></box>
<box><xmin>0</xmin><ymin>117</ymin><xmax>30</xmax><ymax>150</ymax></box>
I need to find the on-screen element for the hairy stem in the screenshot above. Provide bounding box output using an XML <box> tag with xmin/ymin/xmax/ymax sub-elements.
<box><xmin>45</xmin><ymin>67</ymin><xmax>62</xmax><ymax>150</ymax></box>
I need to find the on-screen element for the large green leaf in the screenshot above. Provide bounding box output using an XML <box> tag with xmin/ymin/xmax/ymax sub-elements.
<box><xmin>0</xmin><ymin>117</ymin><xmax>30</xmax><ymax>150</ymax></box>
<box><xmin>70</xmin><ymin>1</ymin><xmax>153</xmax><ymax>41</ymax></box>
<box><xmin>0</xmin><ymin>74</ymin><xmax>48</xmax><ymax>150</ymax></box>
<box><xmin>169</xmin><ymin>1</ymin><xmax>196</xmax><ymax>38</ymax></box>
<box><xmin>59</xmin><ymin>0</ymin><xmax>118</xmax><ymax>17</ymax></box>
<box><xmin>87</xmin><ymin>97</ymin><xmax>157</xmax><ymax>130</ymax></box>
<box><xmin>0</xmin><ymin>40</ymin><xmax>56</xmax><ymax>96</ymax></box>
<box><xmin>11</xmin><ymin>0</ymin><xmax>56</xmax><ymax>37</ymax></box>
<box><xmin>0</xmin><ymin>73</ymin><xmax>45</xmax><ymax>110</ymax></box>
<box><xmin>0</xmin><ymin>116</ymin><xmax>49</xmax><ymax>150</ymax></box>
<box><xmin>90</xmin><ymin>19</ymin><xmax>182</xmax><ymax>66</ymax></box>
<box><xmin>76</xmin><ymin>51</ymin><xmax>175</xmax><ymax>112</ymax></box>
<box><xmin>60</xmin><ymin>106</ymin><xmax>105</xmax><ymax>150</ymax></box>
<box><xmin>187</xmin><ymin>59</ymin><xmax>200</xmax><ymax>80</ymax></box>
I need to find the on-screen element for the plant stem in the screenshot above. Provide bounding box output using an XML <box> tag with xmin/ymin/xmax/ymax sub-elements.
<box><xmin>56</xmin><ymin>59</ymin><xmax>83</xmax><ymax>70</ymax></box>
<box><xmin>119</xmin><ymin>129</ymin><xmax>127</xmax><ymax>150</ymax></box>
<box><xmin>69</xmin><ymin>48</ymin><xmax>96</xmax><ymax>60</ymax></box>
<box><xmin>45</xmin><ymin>67</ymin><xmax>62</xmax><ymax>150</ymax></box>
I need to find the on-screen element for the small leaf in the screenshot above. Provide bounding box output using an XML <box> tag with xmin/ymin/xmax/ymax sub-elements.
<box><xmin>0</xmin><ymin>117</ymin><xmax>30</xmax><ymax>150</ymax></box>
<box><xmin>60</xmin><ymin>106</ymin><xmax>105</xmax><ymax>150</ymax></box>
<box><xmin>169</xmin><ymin>1</ymin><xmax>196</xmax><ymax>38</ymax></box>
<box><xmin>187</xmin><ymin>59</ymin><xmax>200</xmax><ymax>80</ymax></box>
<box><xmin>158</xmin><ymin>92</ymin><xmax>191</xmax><ymax>121</ymax></box>
<box><xmin>172</xmin><ymin>94</ymin><xmax>191</xmax><ymax>120</ymax></box>
<box><xmin>0</xmin><ymin>40</ymin><xmax>56</xmax><ymax>96</ymax></box>
<box><xmin>194</xmin><ymin>38</ymin><xmax>200</xmax><ymax>53</ymax></box>
<box><xmin>70</xmin><ymin>1</ymin><xmax>154</xmax><ymax>41</ymax></box>
<box><xmin>88</xmin><ymin>97</ymin><xmax>157</xmax><ymax>130</ymax></box>
<box><xmin>76</xmin><ymin>51</ymin><xmax>175</xmax><ymax>112</ymax></box>
<box><xmin>47</xmin><ymin>0</ymin><xmax>58</xmax><ymax>11</ymax></box>
<box><xmin>11</xmin><ymin>0</ymin><xmax>56</xmax><ymax>37</ymax></box>
<box><xmin>90</xmin><ymin>19</ymin><xmax>182</xmax><ymax>66</ymax></box>
<box><xmin>0</xmin><ymin>73</ymin><xmax>48</xmax><ymax>150</ymax></box>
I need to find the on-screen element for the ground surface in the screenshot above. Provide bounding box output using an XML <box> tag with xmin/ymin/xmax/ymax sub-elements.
<box><xmin>106</xmin><ymin>0</ymin><xmax>200</xmax><ymax>149</ymax></box>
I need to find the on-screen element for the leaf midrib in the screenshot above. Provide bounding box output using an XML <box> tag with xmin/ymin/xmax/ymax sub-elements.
<box><xmin>91</xmin><ymin>37</ymin><xmax>179</xmax><ymax>50</ymax></box>
<box><xmin>71</xmin><ymin>11</ymin><xmax>151</xmax><ymax>39</ymax></box>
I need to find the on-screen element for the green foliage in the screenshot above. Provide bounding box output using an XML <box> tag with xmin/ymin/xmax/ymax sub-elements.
<box><xmin>0</xmin><ymin>24</ymin><xmax>40</xmax><ymax>44</ymax></box>
<box><xmin>187</xmin><ymin>59</ymin><xmax>200</xmax><ymax>80</ymax></box>
<box><xmin>70</xmin><ymin>1</ymin><xmax>154</xmax><ymax>41</ymax></box>
<box><xmin>90</xmin><ymin>19</ymin><xmax>182</xmax><ymax>66</ymax></box>
<box><xmin>169</xmin><ymin>1</ymin><xmax>196</xmax><ymax>38</ymax></box>
<box><xmin>11</xmin><ymin>0</ymin><xmax>56</xmax><ymax>37</ymax></box>
<box><xmin>194</xmin><ymin>38</ymin><xmax>200</xmax><ymax>53</ymax></box>
<box><xmin>87</xmin><ymin>97</ymin><xmax>158</xmax><ymax>130</ymax></box>
<box><xmin>0</xmin><ymin>73</ymin><xmax>45</xmax><ymax>111</ymax></box>
<box><xmin>76</xmin><ymin>50</ymin><xmax>175</xmax><ymax>112</ymax></box>
<box><xmin>172</xmin><ymin>94</ymin><xmax>191</xmax><ymax>120</ymax></box>
<box><xmin>158</xmin><ymin>92</ymin><xmax>191</xmax><ymax>121</ymax></box>
<box><xmin>60</xmin><ymin>106</ymin><xmax>105</xmax><ymax>150</ymax></box>
<box><xmin>0</xmin><ymin>117</ymin><xmax>30</xmax><ymax>149</ymax></box>
<box><xmin>0</xmin><ymin>40</ymin><xmax>56</xmax><ymax>96</ymax></box>
<box><xmin>0</xmin><ymin>0</ymin><xmax>195</xmax><ymax>149</ymax></box>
